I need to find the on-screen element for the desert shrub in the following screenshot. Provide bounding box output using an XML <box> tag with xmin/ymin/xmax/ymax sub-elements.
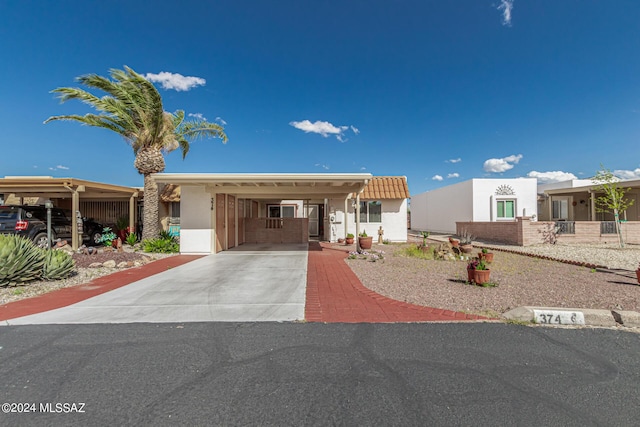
<box><xmin>400</xmin><ymin>244</ymin><xmax>436</xmax><ymax>260</ymax></box>
<box><xmin>0</xmin><ymin>234</ymin><xmax>46</xmax><ymax>286</ymax></box>
<box><xmin>42</xmin><ymin>249</ymin><xmax>75</xmax><ymax>280</ymax></box>
<box><xmin>143</xmin><ymin>237</ymin><xmax>179</xmax><ymax>253</ymax></box>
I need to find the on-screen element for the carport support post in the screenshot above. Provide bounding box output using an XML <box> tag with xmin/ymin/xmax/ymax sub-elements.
<box><xmin>129</xmin><ymin>193</ymin><xmax>138</xmax><ymax>234</ymax></box>
<box><xmin>71</xmin><ymin>188</ymin><xmax>80</xmax><ymax>250</ymax></box>
<box><xmin>355</xmin><ymin>193</ymin><xmax>361</xmax><ymax>252</ymax></box>
<box><xmin>344</xmin><ymin>198</ymin><xmax>349</xmax><ymax>243</ymax></box>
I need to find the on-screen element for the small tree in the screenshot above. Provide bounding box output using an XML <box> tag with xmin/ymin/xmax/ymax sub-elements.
<box><xmin>593</xmin><ymin>166</ymin><xmax>634</xmax><ymax>247</ymax></box>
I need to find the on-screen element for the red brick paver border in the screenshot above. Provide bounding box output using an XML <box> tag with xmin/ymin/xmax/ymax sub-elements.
<box><xmin>0</xmin><ymin>255</ymin><xmax>202</xmax><ymax>322</ymax></box>
<box><xmin>305</xmin><ymin>242</ymin><xmax>488</xmax><ymax>323</ymax></box>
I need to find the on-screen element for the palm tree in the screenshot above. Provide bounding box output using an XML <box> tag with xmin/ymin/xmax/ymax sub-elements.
<box><xmin>44</xmin><ymin>66</ymin><xmax>227</xmax><ymax>240</ymax></box>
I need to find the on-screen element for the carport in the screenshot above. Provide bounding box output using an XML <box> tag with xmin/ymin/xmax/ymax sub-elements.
<box><xmin>152</xmin><ymin>173</ymin><xmax>372</xmax><ymax>254</ymax></box>
<box><xmin>0</xmin><ymin>176</ymin><xmax>139</xmax><ymax>249</ymax></box>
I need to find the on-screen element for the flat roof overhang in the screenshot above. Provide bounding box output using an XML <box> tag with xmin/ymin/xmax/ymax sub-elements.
<box><xmin>0</xmin><ymin>177</ymin><xmax>139</xmax><ymax>199</ymax></box>
<box><xmin>152</xmin><ymin>173</ymin><xmax>373</xmax><ymax>200</ymax></box>
<box><xmin>543</xmin><ymin>179</ymin><xmax>640</xmax><ymax>196</ymax></box>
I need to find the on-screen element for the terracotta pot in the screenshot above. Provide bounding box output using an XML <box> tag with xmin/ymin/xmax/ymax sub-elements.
<box><xmin>337</xmin><ymin>238</ymin><xmax>345</xmax><ymax>243</ymax></box>
<box><xmin>467</xmin><ymin>268</ymin><xmax>475</xmax><ymax>283</ymax></box>
<box><xmin>345</xmin><ymin>237</ymin><xmax>354</xmax><ymax>244</ymax></box>
<box><xmin>460</xmin><ymin>244</ymin><xmax>473</xmax><ymax>254</ymax></box>
<box><xmin>479</xmin><ymin>252</ymin><xmax>494</xmax><ymax>263</ymax></box>
<box><xmin>636</xmin><ymin>269</ymin><xmax>640</xmax><ymax>284</ymax></box>
<box><xmin>473</xmin><ymin>269</ymin><xmax>491</xmax><ymax>285</ymax></box>
<box><xmin>449</xmin><ymin>238</ymin><xmax>459</xmax><ymax>247</ymax></box>
<box><xmin>359</xmin><ymin>236</ymin><xmax>373</xmax><ymax>250</ymax></box>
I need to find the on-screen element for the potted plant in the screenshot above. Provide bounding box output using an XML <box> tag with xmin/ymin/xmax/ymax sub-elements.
<box><xmin>359</xmin><ymin>229</ymin><xmax>373</xmax><ymax>250</ymax></box>
<box><xmin>478</xmin><ymin>247</ymin><xmax>494</xmax><ymax>263</ymax></box>
<box><xmin>449</xmin><ymin>237</ymin><xmax>460</xmax><ymax>247</ymax></box>
<box><xmin>337</xmin><ymin>237</ymin><xmax>345</xmax><ymax>244</ymax></box>
<box><xmin>115</xmin><ymin>216</ymin><xmax>129</xmax><ymax>241</ymax></box>
<box><xmin>98</xmin><ymin>226</ymin><xmax>118</xmax><ymax>248</ymax></box>
<box><xmin>345</xmin><ymin>233</ymin><xmax>355</xmax><ymax>245</ymax></box>
<box><xmin>473</xmin><ymin>259</ymin><xmax>491</xmax><ymax>285</ymax></box>
<box><xmin>466</xmin><ymin>258</ymin><xmax>478</xmax><ymax>283</ymax></box>
<box><xmin>636</xmin><ymin>262</ymin><xmax>640</xmax><ymax>284</ymax></box>
<box><xmin>459</xmin><ymin>229</ymin><xmax>474</xmax><ymax>254</ymax></box>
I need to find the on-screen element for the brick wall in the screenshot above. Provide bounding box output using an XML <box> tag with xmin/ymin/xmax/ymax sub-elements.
<box><xmin>457</xmin><ymin>218</ymin><xmax>640</xmax><ymax>246</ymax></box>
<box><xmin>245</xmin><ymin>218</ymin><xmax>308</xmax><ymax>244</ymax></box>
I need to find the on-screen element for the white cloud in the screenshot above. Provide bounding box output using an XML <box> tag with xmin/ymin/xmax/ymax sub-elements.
<box><xmin>613</xmin><ymin>168</ymin><xmax>640</xmax><ymax>180</ymax></box>
<box><xmin>483</xmin><ymin>154</ymin><xmax>522</xmax><ymax>173</ymax></box>
<box><xmin>447</xmin><ymin>173</ymin><xmax>460</xmax><ymax>179</ymax></box>
<box><xmin>289</xmin><ymin>119</ymin><xmax>358</xmax><ymax>141</ymax></box>
<box><xmin>144</xmin><ymin>71</ymin><xmax>206</xmax><ymax>91</ymax></box>
<box><xmin>188</xmin><ymin>113</ymin><xmax>206</xmax><ymax>121</ymax></box>
<box><xmin>527</xmin><ymin>170</ymin><xmax>578</xmax><ymax>183</ymax></box>
<box><xmin>215</xmin><ymin>117</ymin><xmax>227</xmax><ymax>125</ymax></box>
<box><xmin>446</xmin><ymin>158</ymin><xmax>461</xmax><ymax>163</ymax></box>
<box><xmin>48</xmin><ymin>165</ymin><xmax>69</xmax><ymax>171</ymax></box>
<box><xmin>360</xmin><ymin>166</ymin><xmax>366</xmax><ymax>170</ymax></box>
<box><xmin>497</xmin><ymin>0</ymin><xmax>514</xmax><ymax>26</ymax></box>
<box><xmin>432</xmin><ymin>175</ymin><xmax>443</xmax><ymax>181</ymax></box>
<box><xmin>314</xmin><ymin>163</ymin><xmax>330</xmax><ymax>170</ymax></box>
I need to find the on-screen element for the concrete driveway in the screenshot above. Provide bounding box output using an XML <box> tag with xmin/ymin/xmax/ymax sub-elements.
<box><xmin>6</xmin><ymin>243</ymin><xmax>308</xmax><ymax>324</ymax></box>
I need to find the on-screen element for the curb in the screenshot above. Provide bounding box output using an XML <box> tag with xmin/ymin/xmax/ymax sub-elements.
<box><xmin>503</xmin><ymin>306</ymin><xmax>640</xmax><ymax>328</ymax></box>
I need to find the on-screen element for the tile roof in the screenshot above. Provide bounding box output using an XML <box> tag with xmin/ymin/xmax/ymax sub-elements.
<box><xmin>357</xmin><ymin>176</ymin><xmax>410</xmax><ymax>199</ymax></box>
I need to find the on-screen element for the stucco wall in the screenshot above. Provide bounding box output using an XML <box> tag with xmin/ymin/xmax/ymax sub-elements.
<box><xmin>327</xmin><ymin>198</ymin><xmax>408</xmax><ymax>242</ymax></box>
<box><xmin>180</xmin><ymin>185</ymin><xmax>212</xmax><ymax>254</ymax></box>
<box><xmin>471</xmin><ymin>179</ymin><xmax>538</xmax><ymax>221</ymax></box>
<box><xmin>411</xmin><ymin>180</ymin><xmax>474</xmax><ymax>233</ymax></box>
<box><xmin>411</xmin><ymin>179</ymin><xmax>538</xmax><ymax>234</ymax></box>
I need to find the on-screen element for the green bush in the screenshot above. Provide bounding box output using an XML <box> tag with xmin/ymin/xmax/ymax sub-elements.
<box><xmin>125</xmin><ymin>232</ymin><xmax>138</xmax><ymax>246</ymax></box>
<box><xmin>0</xmin><ymin>234</ymin><xmax>46</xmax><ymax>286</ymax></box>
<box><xmin>42</xmin><ymin>250</ymin><xmax>75</xmax><ymax>280</ymax></box>
<box><xmin>143</xmin><ymin>237</ymin><xmax>179</xmax><ymax>253</ymax></box>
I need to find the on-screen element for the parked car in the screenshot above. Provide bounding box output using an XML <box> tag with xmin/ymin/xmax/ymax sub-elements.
<box><xmin>0</xmin><ymin>205</ymin><xmax>105</xmax><ymax>248</ymax></box>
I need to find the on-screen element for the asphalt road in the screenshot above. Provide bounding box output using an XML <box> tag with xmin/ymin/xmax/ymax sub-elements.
<box><xmin>0</xmin><ymin>323</ymin><xmax>639</xmax><ymax>426</ymax></box>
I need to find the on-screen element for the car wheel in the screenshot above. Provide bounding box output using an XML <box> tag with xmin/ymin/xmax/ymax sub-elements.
<box><xmin>89</xmin><ymin>231</ymin><xmax>102</xmax><ymax>246</ymax></box>
<box><xmin>33</xmin><ymin>233</ymin><xmax>50</xmax><ymax>249</ymax></box>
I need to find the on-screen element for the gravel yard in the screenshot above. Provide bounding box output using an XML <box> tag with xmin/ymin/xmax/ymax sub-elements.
<box><xmin>345</xmin><ymin>240</ymin><xmax>640</xmax><ymax>317</ymax></box>
<box><xmin>0</xmin><ymin>250</ymin><xmax>175</xmax><ymax>306</ymax></box>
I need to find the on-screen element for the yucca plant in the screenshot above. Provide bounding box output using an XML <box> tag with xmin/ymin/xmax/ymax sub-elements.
<box><xmin>42</xmin><ymin>249</ymin><xmax>76</xmax><ymax>280</ymax></box>
<box><xmin>0</xmin><ymin>235</ymin><xmax>46</xmax><ymax>286</ymax></box>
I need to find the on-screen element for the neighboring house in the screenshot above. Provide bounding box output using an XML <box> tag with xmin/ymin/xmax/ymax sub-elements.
<box><xmin>538</xmin><ymin>178</ymin><xmax>640</xmax><ymax>222</ymax></box>
<box><xmin>151</xmin><ymin>173</ymin><xmax>410</xmax><ymax>254</ymax></box>
<box><xmin>411</xmin><ymin>178</ymin><xmax>538</xmax><ymax>234</ymax></box>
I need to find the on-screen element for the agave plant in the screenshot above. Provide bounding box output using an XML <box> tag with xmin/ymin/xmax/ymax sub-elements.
<box><xmin>42</xmin><ymin>250</ymin><xmax>76</xmax><ymax>280</ymax></box>
<box><xmin>0</xmin><ymin>235</ymin><xmax>46</xmax><ymax>286</ymax></box>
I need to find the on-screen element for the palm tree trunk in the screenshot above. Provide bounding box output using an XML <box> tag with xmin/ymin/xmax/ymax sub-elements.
<box><xmin>142</xmin><ymin>173</ymin><xmax>160</xmax><ymax>241</ymax></box>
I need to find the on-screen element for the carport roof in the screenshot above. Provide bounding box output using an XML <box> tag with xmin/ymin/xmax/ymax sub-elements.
<box><xmin>152</xmin><ymin>173</ymin><xmax>373</xmax><ymax>199</ymax></box>
<box><xmin>0</xmin><ymin>176</ymin><xmax>139</xmax><ymax>199</ymax></box>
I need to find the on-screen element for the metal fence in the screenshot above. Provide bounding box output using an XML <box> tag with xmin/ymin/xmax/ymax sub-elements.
<box><xmin>555</xmin><ymin>221</ymin><xmax>575</xmax><ymax>234</ymax></box>
<box><xmin>600</xmin><ymin>221</ymin><xmax>617</xmax><ymax>234</ymax></box>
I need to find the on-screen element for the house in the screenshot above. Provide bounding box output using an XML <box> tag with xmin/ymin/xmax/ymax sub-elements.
<box><xmin>537</xmin><ymin>178</ymin><xmax>640</xmax><ymax>222</ymax></box>
<box><xmin>411</xmin><ymin>178</ymin><xmax>538</xmax><ymax>234</ymax></box>
<box><xmin>151</xmin><ymin>173</ymin><xmax>410</xmax><ymax>254</ymax></box>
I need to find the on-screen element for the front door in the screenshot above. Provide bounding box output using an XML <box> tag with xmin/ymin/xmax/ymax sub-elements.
<box><xmin>227</xmin><ymin>195</ymin><xmax>236</xmax><ymax>249</ymax></box>
<box><xmin>216</xmin><ymin>194</ymin><xmax>225</xmax><ymax>253</ymax></box>
<box><xmin>307</xmin><ymin>204</ymin><xmax>319</xmax><ymax>237</ymax></box>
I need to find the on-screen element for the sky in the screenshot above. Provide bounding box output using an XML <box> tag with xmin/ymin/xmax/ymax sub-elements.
<box><xmin>1</xmin><ymin>0</ymin><xmax>639</xmax><ymax>195</ymax></box>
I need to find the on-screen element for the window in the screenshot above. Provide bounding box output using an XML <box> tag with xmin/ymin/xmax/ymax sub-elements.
<box><xmin>356</xmin><ymin>201</ymin><xmax>382</xmax><ymax>223</ymax></box>
<box><xmin>268</xmin><ymin>205</ymin><xmax>296</xmax><ymax>218</ymax></box>
<box><xmin>170</xmin><ymin>202</ymin><xmax>180</xmax><ymax>218</ymax></box>
<box><xmin>552</xmin><ymin>199</ymin><xmax>568</xmax><ymax>220</ymax></box>
<box><xmin>496</xmin><ymin>200</ymin><xmax>515</xmax><ymax>219</ymax></box>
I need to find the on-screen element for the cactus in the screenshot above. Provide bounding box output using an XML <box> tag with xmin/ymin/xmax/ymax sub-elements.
<box><xmin>0</xmin><ymin>234</ymin><xmax>46</xmax><ymax>286</ymax></box>
<box><xmin>42</xmin><ymin>249</ymin><xmax>76</xmax><ymax>280</ymax></box>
